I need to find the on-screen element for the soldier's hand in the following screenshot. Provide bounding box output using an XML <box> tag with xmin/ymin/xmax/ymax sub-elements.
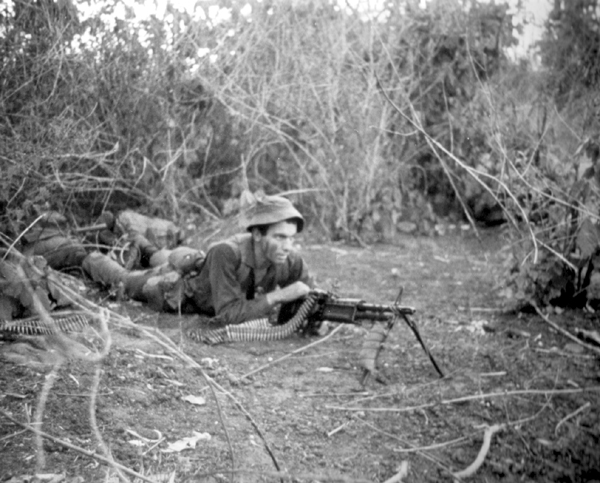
<box><xmin>266</xmin><ymin>281</ymin><xmax>311</xmax><ymax>305</ymax></box>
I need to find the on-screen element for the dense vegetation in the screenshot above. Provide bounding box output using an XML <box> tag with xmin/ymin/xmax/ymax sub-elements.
<box><xmin>1</xmin><ymin>0</ymin><xmax>600</xmax><ymax>310</ymax></box>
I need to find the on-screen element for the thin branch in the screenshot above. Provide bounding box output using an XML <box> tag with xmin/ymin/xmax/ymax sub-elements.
<box><xmin>210</xmin><ymin>378</ymin><xmax>283</xmax><ymax>479</ymax></box>
<box><xmin>326</xmin><ymin>386</ymin><xmax>600</xmax><ymax>412</ymax></box>
<box><xmin>194</xmin><ymin>468</ymin><xmax>373</xmax><ymax>483</ymax></box>
<box><xmin>424</xmin><ymin>132</ymin><xmax>481</xmax><ymax>240</ymax></box>
<box><xmin>382</xmin><ymin>461</ymin><xmax>409</xmax><ymax>483</ymax></box>
<box><xmin>0</xmin><ymin>410</ymin><xmax>155</xmax><ymax>483</ymax></box>
<box><xmin>239</xmin><ymin>325</ymin><xmax>343</xmax><ymax>381</ymax></box>
<box><xmin>452</xmin><ymin>424</ymin><xmax>503</xmax><ymax>479</ymax></box>
<box><xmin>34</xmin><ymin>361</ymin><xmax>62</xmax><ymax>473</ymax></box>
<box><xmin>200</xmin><ymin>373</ymin><xmax>236</xmax><ymax>483</ymax></box>
<box><xmin>531</xmin><ymin>301</ymin><xmax>600</xmax><ymax>356</ymax></box>
<box><xmin>374</xmin><ymin>73</ymin><xmax>540</xmax><ymax>260</ymax></box>
<box><xmin>89</xmin><ymin>367</ymin><xmax>130</xmax><ymax>483</ymax></box>
<box><xmin>0</xmin><ymin>429</ymin><xmax>28</xmax><ymax>442</ymax></box>
<box><xmin>392</xmin><ymin>435</ymin><xmax>469</xmax><ymax>453</ymax></box>
<box><xmin>358</xmin><ymin>418</ymin><xmax>454</xmax><ymax>476</ymax></box>
<box><xmin>555</xmin><ymin>402</ymin><xmax>591</xmax><ymax>435</ymax></box>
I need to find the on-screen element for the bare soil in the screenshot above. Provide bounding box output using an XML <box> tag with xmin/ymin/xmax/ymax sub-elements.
<box><xmin>2</xmin><ymin>227</ymin><xmax>600</xmax><ymax>483</ymax></box>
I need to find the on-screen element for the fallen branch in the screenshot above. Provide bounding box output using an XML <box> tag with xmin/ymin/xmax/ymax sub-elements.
<box><xmin>393</xmin><ymin>436</ymin><xmax>469</xmax><ymax>453</ymax></box>
<box><xmin>394</xmin><ymin>399</ymin><xmax>551</xmax><ymax>458</ymax></box>
<box><xmin>452</xmin><ymin>424</ymin><xmax>503</xmax><ymax>480</ymax></box>
<box><xmin>358</xmin><ymin>418</ymin><xmax>455</xmax><ymax>475</ymax></box>
<box><xmin>0</xmin><ymin>410</ymin><xmax>155</xmax><ymax>483</ymax></box>
<box><xmin>382</xmin><ymin>461</ymin><xmax>409</xmax><ymax>483</ymax></box>
<box><xmin>90</xmin><ymin>367</ymin><xmax>130</xmax><ymax>483</ymax></box>
<box><xmin>240</xmin><ymin>324</ymin><xmax>343</xmax><ymax>381</ymax></box>
<box><xmin>202</xmin><ymin>372</ymin><xmax>236</xmax><ymax>482</ymax></box>
<box><xmin>209</xmin><ymin>468</ymin><xmax>373</xmax><ymax>482</ymax></box>
<box><xmin>34</xmin><ymin>361</ymin><xmax>62</xmax><ymax>473</ymax></box>
<box><xmin>0</xmin><ymin>429</ymin><xmax>28</xmax><ymax>442</ymax></box>
<box><xmin>555</xmin><ymin>402</ymin><xmax>591</xmax><ymax>435</ymax></box>
<box><xmin>531</xmin><ymin>302</ymin><xmax>600</xmax><ymax>356</ymax></box>
<box><xmin>534</xmin><ymin>347</ymin><xmax>595</xmax><ymax>359</ymax></box>
<box><xmin>326</xmin><ymin>386</ymin><xmax>600</xmax><ymax>412</ymax></box>
<box><xmin>213</xmin><ymin>379</ymin><xmax>283</xmax><ymax>476</ymax></box>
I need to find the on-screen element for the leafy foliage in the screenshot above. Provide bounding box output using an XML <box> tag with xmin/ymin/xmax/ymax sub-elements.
<box><xmin>490</xmin><ymin>0</ymin><xmax>600</xmax><ymax>310</ymax></box>
<box><xmin>538</xmin><ymin>0</ymin><xmax>600</xmax><ymax>101</ymax></box>
<box><xmin>497</xmin><ymin>133</ymin><xmax>600</xmax><ymax>309</ymax></box>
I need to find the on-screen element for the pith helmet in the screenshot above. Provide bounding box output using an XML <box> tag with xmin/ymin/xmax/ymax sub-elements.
<box><xmin>241</xmin><ymin>193</ymin><xmax>304</xmax><ymax>233</ymax></box>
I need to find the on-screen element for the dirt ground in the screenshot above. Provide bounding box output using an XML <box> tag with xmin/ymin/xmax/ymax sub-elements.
<box><xmin>1</xmin><ymin>226</ymin><xmax>600</xmax><ymax>483</ymax></box>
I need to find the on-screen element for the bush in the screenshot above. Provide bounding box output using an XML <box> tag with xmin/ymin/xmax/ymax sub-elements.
<box><xmin>1</xmin><ymin>0</ymin><xmax>526</xmax><ymax>241</ymax></box>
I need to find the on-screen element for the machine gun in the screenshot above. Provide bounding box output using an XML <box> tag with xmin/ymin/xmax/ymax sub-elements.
<box><xmin>304</xmin><ymin>289</ymin><xmax>445</xmax><ymax>383</ymax></box>
<box><xmin>190</xmin><ymin>288</ymin><xmax>445</xmax><ymax>385</ymax></box>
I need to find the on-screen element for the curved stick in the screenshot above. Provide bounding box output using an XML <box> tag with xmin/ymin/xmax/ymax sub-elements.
<box><xmin>452</xmin><ymin>424</ymin><xmax>503</xmax><ymax>479</ymax></box>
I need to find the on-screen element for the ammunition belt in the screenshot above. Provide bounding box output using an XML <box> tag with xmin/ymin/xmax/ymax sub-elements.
<box><xmin>0</xmin><ymin>312</ymin><xmax>91</xmax><ymax>336</ymax></box>
<box><xmin>187</xmin><ymin>292</ymin><xmax>319</xmax><ymax>345</ymax></box>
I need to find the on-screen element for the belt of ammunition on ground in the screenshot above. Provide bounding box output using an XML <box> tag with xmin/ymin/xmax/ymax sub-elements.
<box><xmin>0</xmin><ymin>312</ymin><xmax>91</xmax><ymax>336</ymax></box>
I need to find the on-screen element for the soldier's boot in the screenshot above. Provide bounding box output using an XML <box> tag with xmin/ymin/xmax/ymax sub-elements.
<box><xmin>130</xmin><ymin>233</ymin><xmax>160</xmax><ymax>267</ymax></box>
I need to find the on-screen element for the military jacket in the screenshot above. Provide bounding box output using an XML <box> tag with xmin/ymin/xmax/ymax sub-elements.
<box><xmin>185</xmin><ymin>233</ymin><xmax>312</xmax><ymax>325</ymax></box>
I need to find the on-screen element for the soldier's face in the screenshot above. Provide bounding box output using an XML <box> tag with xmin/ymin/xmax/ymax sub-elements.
<box><xmin>256</xmin><ymin>221</ymin><xmax>298</xmax><ymax>265</ymax></box>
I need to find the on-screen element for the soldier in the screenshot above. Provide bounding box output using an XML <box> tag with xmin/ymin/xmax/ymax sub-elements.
<box><xmin>82</xmin><ymin>194</ymin><xmax>313</xmax><ymax>325</ymax></box>
<box><xmin>183</xmin><ymin>193</ymin><xmax>313</xmax><ymax>325</ymax></box>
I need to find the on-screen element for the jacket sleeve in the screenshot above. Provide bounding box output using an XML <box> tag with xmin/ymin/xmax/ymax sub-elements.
<box><xmin>282</xmin><ymin>252</ymin><xmax>315</xmax><ymax>289</ymax></box>
<box><xmin>207</xmin><ymin>244</ymin><xmax>272</xmax><ymax>325</ymax></box>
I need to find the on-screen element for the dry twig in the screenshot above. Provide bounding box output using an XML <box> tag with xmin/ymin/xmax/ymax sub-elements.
<box><xmin>239</xmin><ymin>324</ymin><xmax>344</xmax><ymax>381</ymax></box>
<box><xmin>213</xmin><ymin>379</ymin><xmax>283</xmax><ymax>478</ymax></box>
<box><xmin>393</xmin><ymin>436</ymin><xmax>469</xmax><ymax>453</ymax></box>
<box><xmin>199</xmin><ymin>371</ymin><xmax>236</xmax><ymax>482</ymax></box>
<box><xmin>327</xmin><ymin>386</ymin><xmax>600</xmax><ymax>412</ymax></box>
<box><xmin>555</xmin><ymin>402</ymin><xmax>591</xmax><ymax>435</ymax></box>
<box><xmin>0</xmin><ymin>409</ymin><xmax>155</xmax><ymax>483</ymax></box>
<box><xmin>531</xmin><ymin>302</ymin><xmax>600</xmax><ymax>356</ymax></box>
<box><xmin>358</xmin><ymin>418</ymin><xmax>455</xmax><ymax>475</ymax></box>
<box><xmin>451</xmin><ymin>424</ymin><xmax>503</xmax><ymax>480</ymax></box>
<box><xmin>382</xmin><ymin>461</ymin><xmax>410</xmax><ymax>483</ymax></box>
<box><xmin>34</xmin><ymin>362</ymin><xmax>62</xmax><ymax>473</ymax></box>
<box><xmin>89</xmin><ymin>367</ymin><xmax>130</xmax><ymax>483</ymax></box>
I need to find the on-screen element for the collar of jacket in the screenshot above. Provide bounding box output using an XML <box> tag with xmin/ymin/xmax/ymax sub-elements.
<box><xmin>236</xmin><ymin>233</ymin><xmax>257</xmax><ymax>270</ymax></box>
<box><xmin>221</xmin><ymin>233</ymin><xmax>282</xmax><ymax>279</ymax></box>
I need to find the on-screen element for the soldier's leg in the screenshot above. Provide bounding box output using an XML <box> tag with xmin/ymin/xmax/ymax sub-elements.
<box><xmin>82</xmin><ymin>252</ymin><xmax>155</xmax><ymax>301</ymax></box>
<box><xmin>128</xmin><ymin>232</ymin><xmax>161</xmax><ymax>268</ymax></box>
<box><xmin>25</xmin><ymin>233</ymin><xmax>88</xmax><ymax>271</ymax></box>
<box><xmin>82</xmin><ymin>252</ymin><xmax>184</xmax><ymax>311</ymax></box>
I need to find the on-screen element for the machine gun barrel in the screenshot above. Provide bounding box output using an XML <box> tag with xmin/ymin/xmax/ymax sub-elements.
<box><xmin>357</xmin><ymin>301</ymin><xmax>415</xmax><ymax>316</ymax></box>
